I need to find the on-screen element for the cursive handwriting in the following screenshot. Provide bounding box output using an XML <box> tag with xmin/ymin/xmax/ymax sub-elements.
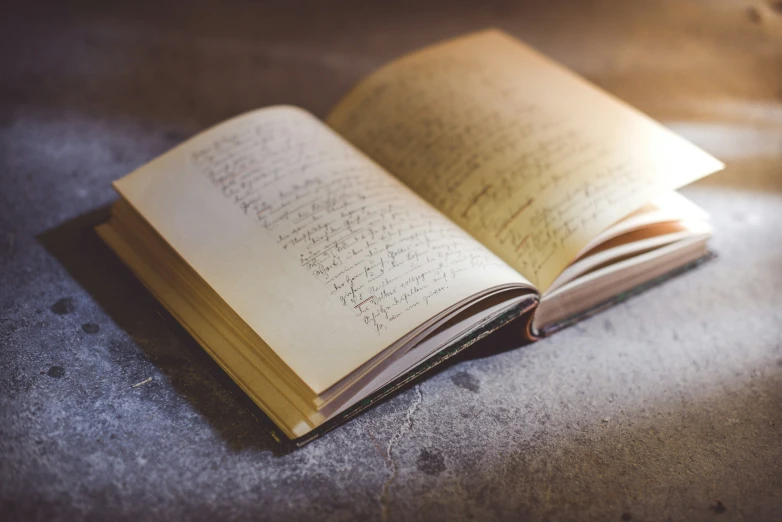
<box><xmin>328</xmin><ymin>31</ymin><xmax>721</xmax><ymax>289</ymax></box>
<box><xmin>190</xmin><ymin>110</ymin><xmax>507</xmax><ymax>334</ymax></box>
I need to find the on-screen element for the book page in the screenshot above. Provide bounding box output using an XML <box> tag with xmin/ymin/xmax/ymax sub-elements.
<box><xmin>327</xmin><ymin>29</ymin><xmax>724</xmax><ymax>291</ymax></box>
<box><xmin>114</xmin><ymin>106</ymin><xmax>530</xmax><ymax>394</ymax></box>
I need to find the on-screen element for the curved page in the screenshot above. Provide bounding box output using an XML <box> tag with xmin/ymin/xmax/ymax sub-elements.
<box><xmin>328</xmin><ymin>29</ymin><xmax>723</xmax><ymax>291</ymax></box>
<box><xmin>114</xmin><ymin>106</ymin><xmax>531</xmax><ymax>394</ymax></box>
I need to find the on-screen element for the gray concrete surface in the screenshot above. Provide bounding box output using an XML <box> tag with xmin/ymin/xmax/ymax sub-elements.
<box><xmin>1</xmin><ymin>1</ymin><xmax>781</xmax><ymax>520</ymax></box>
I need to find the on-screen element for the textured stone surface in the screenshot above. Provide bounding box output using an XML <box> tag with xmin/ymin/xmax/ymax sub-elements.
<box><xmin>1</xmin><ymin>1</ymin><xmax>781</xmax><ymax>520</ymax></box>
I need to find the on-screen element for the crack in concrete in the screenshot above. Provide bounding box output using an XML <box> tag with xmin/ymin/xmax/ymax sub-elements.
<box><xmin>380</xmin><ymin>384</ymin><xmax>423</xmax><ymax>522</ymax></box>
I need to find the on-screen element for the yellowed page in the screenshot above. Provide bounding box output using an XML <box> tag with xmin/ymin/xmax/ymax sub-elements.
<box><xmin>114</xmin><ymin>105</ymin><xmax>530</xmax><ymax>394</ymax></box>
<box><xmin>327</xmin><ymin>29</ymin><xmax>724</xmax><ymax>291</ymax></box>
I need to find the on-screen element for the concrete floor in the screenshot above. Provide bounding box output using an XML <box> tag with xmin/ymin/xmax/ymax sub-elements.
<box><xmin>1</xmin><ymin>1</ymin><xmax>781</xmax><ymax>520</ymax></box>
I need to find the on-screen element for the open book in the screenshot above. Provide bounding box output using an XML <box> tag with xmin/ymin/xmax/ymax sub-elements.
<box><xmin>97</xmin><ymin>30</ymin><xmax>723</xmax><ymax>445</ymax></box>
